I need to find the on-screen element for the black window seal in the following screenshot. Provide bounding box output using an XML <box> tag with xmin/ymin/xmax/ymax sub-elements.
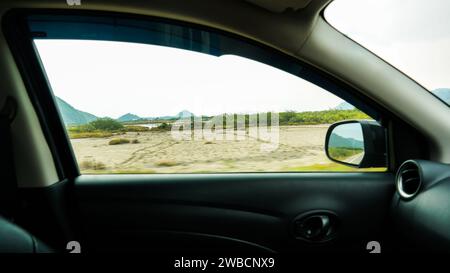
<box><xmin>2</xmin><ymin>8</ymin><xmax>397</xmax><ymax>177</ymax></box>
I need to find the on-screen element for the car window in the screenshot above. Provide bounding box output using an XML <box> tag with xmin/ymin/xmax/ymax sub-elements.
<box><xmin>31</xmin><ymin>15</ymin><xmax>386</xmax><ymax>174</ymax></box>
<box><xmin>325</xmin><ymin>0</ymin><xmax>450</xmax><ymax>107</ymax></box>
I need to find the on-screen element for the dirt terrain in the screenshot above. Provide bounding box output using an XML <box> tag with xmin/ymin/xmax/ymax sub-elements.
<box><xmin>71</xmin><ymin>125</ymin><xmax>333</xmax><ymax>173</ymax></box>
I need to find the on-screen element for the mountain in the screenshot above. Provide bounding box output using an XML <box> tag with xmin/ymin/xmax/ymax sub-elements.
<box><xmin>431</xmin><ymin>88</ymin><xmax>450</xmax><ymax>105</ymax></box>
<box><xmin>329</xmin><ymin>133</ymin><xmax>364</xmax><ymax>149</ymax></box>
<box><xmin>334</xmin><ymin>102</ymin><xmax>355</xmax><ymax>110</ymax></box>
<box><xmin>117</xmin><ymin>113</ymin><xmax>141</xmax><ymax>122</ymax></box>
<box><xmin>55</xmin><ymin>97</ymin><xmax>97</xmax><ymax>125</ymax></box>
<box><xmin>176</xmin><ymin>110</ymin><xmax>194</xmax><ymax>119</ymax></box>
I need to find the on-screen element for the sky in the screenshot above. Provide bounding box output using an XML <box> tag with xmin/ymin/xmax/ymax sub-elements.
<box><xmin>34</xmin><ymin>0</ymin><xmax>450</xmax><ymax>118</ymax></box>
<box><xmin>34</xmin><ymin>40</ymin><xmax>343</xmax><ymax>119</ymax></box>
<box><xmin>325</xmin><ymin>0</ymin><xmax>450</xmax><ymax>92</ymax></box>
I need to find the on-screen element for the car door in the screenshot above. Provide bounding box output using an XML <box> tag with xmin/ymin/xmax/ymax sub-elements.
<box><xmin>4</xmin><ymin>9</ymin><xmax>419</xmax><ymax>254</ymax></box>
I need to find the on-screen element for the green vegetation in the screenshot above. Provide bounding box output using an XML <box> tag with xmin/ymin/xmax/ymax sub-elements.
<box><xmin>68</xmin><ymin>118</ymin><xmax>125</xmax><ymax>139</ymax></box>
<box><xmin>84</xmin><ymin>118</ymin><xmax>124</xmax><ymax>131</ymax></box>
<box><xmin>328</xmin><ymin>147</ymin><xmax>364</xmax><ymax>160</ymax></box>
<box><xmin>155</xmin><ymin>160</ymin><xmax>178</xmax><ymax>167</ymax></box>
<box><xmin>131</xmin><ymin>139</ymin><xmax>140</xmax><ymax>144</ymax></box>
<box><xmin>287</xmin><ymin>162</ymin><xmax>386</xmax><ymax>172</ymax></box>
<box><xmin>278</xmin><ymin>109</ymin><xmax>369</xmax><ymax>125</ymax></box>
<box><xmin>82</xmin><ymin>169</ymin><xmax>157</xmax><ymax>174</ymax></box>
<box><xmin>109</xmin><ymin>138</ymin><xmax>131</xmax><ymax>145</ymax></box>
<box><xmin>180</xmin><ymin>109</ymin><xmax>370</xmax><ymax>130</ymax></box>
<box><xmin>125</xmin><ymin>125</ymin><xmax>150</xmax><ymax>132</ymax></box>
<box><xmin>150</xmin><ymin>122</ymin><xmax>172</xmax><ymax>132</ymax></box>
<box><xmin>67</xmin><ymin>109</ymin><xmax>371</xmax><ymax>139</ymax></box>
<box><xmin>69</xmin><ymin>132</ymin><xmax>113</xmax><ymax>139</ymax></box>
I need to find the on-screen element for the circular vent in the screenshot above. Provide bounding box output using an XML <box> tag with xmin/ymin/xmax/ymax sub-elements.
<box><xmin>396</xmin><ymin>160</ymin><xmax>422</xmax><ymax>200</ymax></box>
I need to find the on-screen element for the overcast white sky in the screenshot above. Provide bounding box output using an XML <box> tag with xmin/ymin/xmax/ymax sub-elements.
<box><xmin>35</xmin><ymin>40</ymin><xmax>342</xmax><ymax>118</ymax></box>
<box><xmin>325</xmin><ymin>0</ymin><xmax>450</xmax><ymax>91</ymax></box>
<box><xmin>35</xmin><ymin>0</ymin><xmax>450</xmax><ymax>118</ymax></box>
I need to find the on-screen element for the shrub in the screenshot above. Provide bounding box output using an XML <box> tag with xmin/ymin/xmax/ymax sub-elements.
<box><xmin>131</xmin><ymin>139</ymin><xmax>140</xmax><ymax>144</ymax></box>
<box><xmin>155</xmin><ymin>160</ymin><xmax>178</xmax><ymax>167</ymax></box>
<box><xmin>79</xmin><ymin>160</ymin><xmax>106</xmax><ymax>170</ymax></box>
<box><xmin>278</xmin><ymin>109</ymin><xmax>370</xmax><ymax>125</ymax></box>
<box><xmin>125</xmin><ymin>125</ymin><xmax>150</xmax><ymax>132</ymax></box>
<box><xmin>88</xmin><ymin>118</ymin><xmax>124</xmax><ymax>131</ymax></box>
<box><xmin>150</xmin><ymin>122</ymin><xmax>172</xmax><ymax>132</ymax></box>
<box><xmin>109</xmin><ymin>138</ymin><xmax>130</xmax><ymax>145</ymax></box>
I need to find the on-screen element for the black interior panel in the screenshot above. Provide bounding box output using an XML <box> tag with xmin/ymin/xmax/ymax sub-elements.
<box><xmin>74</xmin><ymin>173</ymin><xmax>394</xmax><ymax>253</ymax></box>
<box><xmin>392</xmin><ymin>160</ymin><xmax>450</xmax><ymax>252</ymax></box>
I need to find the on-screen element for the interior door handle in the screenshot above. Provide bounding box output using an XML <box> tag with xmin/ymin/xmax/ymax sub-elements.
<box><xmin>293</xmin><ymin>211</ymin><xmax>338</xmax><ymax>242</ymax></box>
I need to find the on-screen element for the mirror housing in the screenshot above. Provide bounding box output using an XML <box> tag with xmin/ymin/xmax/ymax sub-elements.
<box><xmin>325</xmin><ymin>120</ymin><xmax>387</xmax><ymax>168</ymax></box>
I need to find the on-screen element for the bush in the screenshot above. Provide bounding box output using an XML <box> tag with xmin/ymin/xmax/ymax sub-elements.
<box><xmin>150</xmin><ymin>122</ymin><xmax>172</xmax><ymax>132</ymax></box>
<box><xmin>79</xmin><ymin>160</ymin><xmax>106</xmax><ymax>170</ymax></box>
<box><xmin>89</xmin><ymin>118</ymin><xmax>124</xmax><ymax>131</ymax></box>
<box><xmin>109</xmin><ymin>138</ymin><xmax>130</xmax><ymax>145</ymax></box>
<box><xmin>125</xmin><ymin>125</ymin><xmax>150</xmax><ymax>132</ymax></box>
<box><xmin>131</xmin><ymin>139</ymin><xmax>140</xmax><ymax>144</ymax></box>
<box><xmin>155</xmin><ymin>160</ymin><xmax>178</xmax><ymax>167</ymax></box>
<box><xmin>278</xmin><ymin>109</ymin><xmax>370</xmax><ymax>125</ymax></box>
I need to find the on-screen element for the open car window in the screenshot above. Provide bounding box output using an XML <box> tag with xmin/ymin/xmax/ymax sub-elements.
<box><xmin>30</xmin><ymin>14</ymin><xmax>387</xmax><ymax>174</ymax></box>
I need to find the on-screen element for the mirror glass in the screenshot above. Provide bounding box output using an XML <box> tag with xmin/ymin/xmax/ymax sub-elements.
<box><xmin>328</xmin><ymin>123</ymin><xmax>365</xmax><ymax>166</ymax></box>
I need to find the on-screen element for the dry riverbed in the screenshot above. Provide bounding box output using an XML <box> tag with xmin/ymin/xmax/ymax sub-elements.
<box><xmin>71</xmin><ymin>125</ymin><xmax>335</xmax><ymax>173</ymax></box>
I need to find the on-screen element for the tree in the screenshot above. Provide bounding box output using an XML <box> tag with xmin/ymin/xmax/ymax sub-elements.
<box><xmin>88</xmin><ymin>118</ymin><xmax>124</xmax><ymax>131</ymax></box>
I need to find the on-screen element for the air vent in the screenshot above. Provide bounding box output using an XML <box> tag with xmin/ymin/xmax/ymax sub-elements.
<box><xmin>396</xmin><ymin>160</ymin><xmax>422</xmax><ymax>200</ymax></box>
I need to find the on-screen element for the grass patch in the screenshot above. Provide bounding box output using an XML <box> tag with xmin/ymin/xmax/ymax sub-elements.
<box><xmin>150</xmin><ymin>122</ymin><xmax>172</xmax><ymax>132</ymax></box>
<box><xmin>108</xmin><ymin>138</ymin><xmax>130</xmax><ymax>145</ymax></box>
<box><xmin>81</xmin><ymin>169</ymin><xmax>156</xmax><ymax>174</ymax></box>
<box><xmin>155</xmin><ymin>160</ymin><xmax>178</xmax><ymax>167</ymax></box>
<box><xmin>287</xmin><ymin>162</ymin><xmax>386</xmax><ymax>172</ymax></box>
<box><xmin>328</xmin><ymin>147</ymin><xmax>363</xmax><ymax>160</ymax></box>
<box><xmin>125</xmin><ymin>125</ymin><xmax>150</xmax><ymax>132</ymax></box>
<box><xmin>69</xmin><ymin>132</ymin><xmax>113</xmax><ymax>139</ymax></box>
<box><xmin>79</xmin><ymin>160</ymin><xmax>106</xmax><ymax>170</ymax></box>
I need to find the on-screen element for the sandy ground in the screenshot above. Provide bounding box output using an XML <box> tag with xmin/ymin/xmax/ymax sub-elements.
<box><xmin>71</xmin><ymin>125</ymin><xmax>332</xmax><ymax>173</ymax></box>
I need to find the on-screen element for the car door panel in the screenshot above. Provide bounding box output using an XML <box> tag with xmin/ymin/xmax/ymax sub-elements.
<box><xmin>74</xmin><ymin>173</ymin><xmax>394</xmax><ymax>253</ymax></box>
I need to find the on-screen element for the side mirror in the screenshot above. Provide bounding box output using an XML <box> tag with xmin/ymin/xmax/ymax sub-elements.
<box><xmin>325</xmin><ymin>120</ymin><xmax>387</xmax><ymax>168</ymax></box>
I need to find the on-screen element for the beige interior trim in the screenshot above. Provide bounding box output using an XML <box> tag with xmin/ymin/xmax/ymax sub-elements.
<box><xmin>0</xmin><ymin>33</ymin><xmax>59</xmax><ymax>188</ymax></box>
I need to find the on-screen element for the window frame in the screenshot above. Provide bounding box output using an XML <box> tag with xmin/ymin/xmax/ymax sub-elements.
<box><xmin>2</xmin><ymin>9</ymin><xmax>394</xmax><ymax>178</ymax></box>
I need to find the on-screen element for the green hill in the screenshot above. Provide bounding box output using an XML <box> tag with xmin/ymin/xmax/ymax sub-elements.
<box><xmin>55</xmin><ymin>97</ymin><xmax>97</xmax><ymax>125</ymax></box>
<box><xmin>117</xmin><ymin>113</ymin><xmax>141</xmax><ymax>122</ymax></box>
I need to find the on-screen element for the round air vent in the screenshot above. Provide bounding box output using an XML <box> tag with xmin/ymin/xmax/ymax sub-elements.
<box><xmin>396</xmin><ymin>160</ymin><xmax>422</xmax><ymax>200</ymax></box>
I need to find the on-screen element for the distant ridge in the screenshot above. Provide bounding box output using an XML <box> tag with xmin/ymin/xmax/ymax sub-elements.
<box><xmin>176</xmin><ymin>110</ymin><xmax>194</xmax><ymax>119</ymax></box>
<box><xmin>329</xmin><ymin>134</ymin><xmax>364</xmax><ymax>149</ymax></box>
<box><xmin>431</xmin><ymin>88</ymin><xmax>450</xmax><ymax>105</ymax></box>
<box><xmin>334</xmin><ymin>102</ymin><xmax>355</xmax><ymax>110</ymax></box>
<box><xmin>55</xmin><ymin>97</ymin><xmax>97</xmax><ymax>125</ymax></box>
<box><xmin>117</xmin><ymin>113</ymin><xmax>141</xmax><ymax>122</ymax></box>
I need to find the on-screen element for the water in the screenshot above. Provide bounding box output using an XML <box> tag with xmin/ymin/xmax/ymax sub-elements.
<box><xmin>139</xmin><ymin>123</ymin><xmax>161</xmax><ymax>129</ymax></box>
